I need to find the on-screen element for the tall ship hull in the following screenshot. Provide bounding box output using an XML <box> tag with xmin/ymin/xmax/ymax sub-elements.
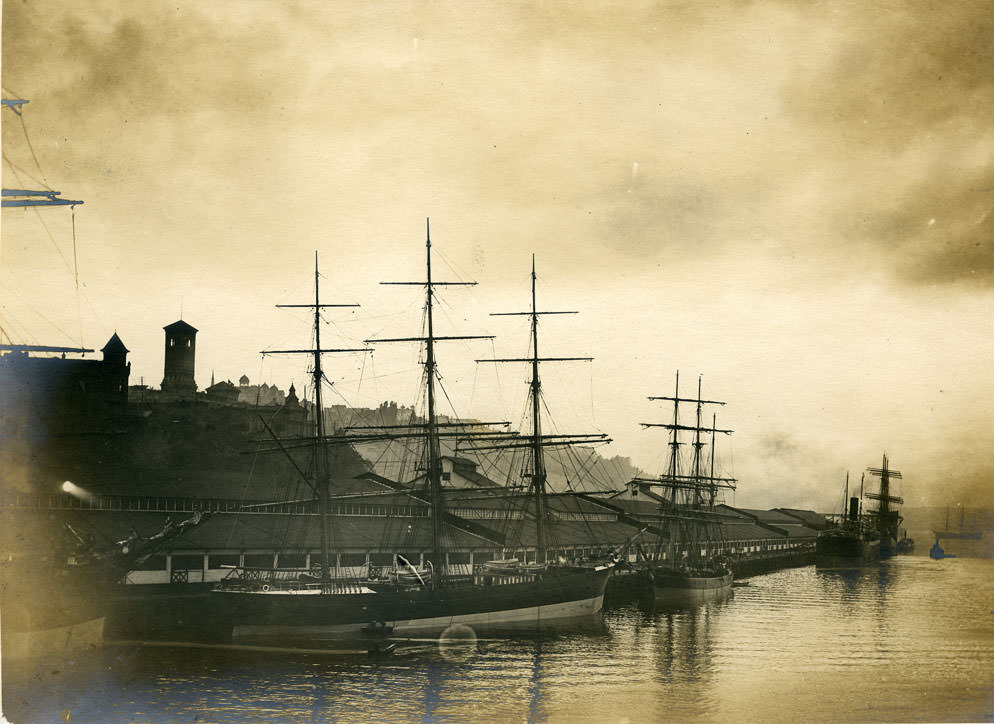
<box><xmin>1</xmin><ymin>591</ymin><xmax>105</xmax><ymax>662</ymax></box>
<box><xmin>815</xmin><ymin>531</ymin><xmax>880</xmax><ymax>568</ymax></box>
<box><xmin>212</xmin><ymin>565</ymin><xmax>612</xmax><ymax>645</ymax></box>
<box><xmin>651</xmin><ymin>566</ymin><xmax>732</xmax><ymax>605</ymax></box>
<box><xmin>110</xmin><ymin>565</ymin><xmax>613</xmax><ymax>649</ymax></box>
<box><xmin>1</xmin><ymin>513</ymin><xmax>205</xmax><ymax>660</ymax></box>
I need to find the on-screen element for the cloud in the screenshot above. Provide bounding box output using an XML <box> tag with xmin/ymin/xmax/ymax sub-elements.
<box><xmin>779</xmin><ymin>1</ymin><xmax>994</xmax><ymax>287</ymax></box>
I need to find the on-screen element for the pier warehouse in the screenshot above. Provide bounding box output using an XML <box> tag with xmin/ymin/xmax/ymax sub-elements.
<box><xmin>2</xmin><ymin>323</ymin><xmax>823</xmax><ymax>592</ymax></box>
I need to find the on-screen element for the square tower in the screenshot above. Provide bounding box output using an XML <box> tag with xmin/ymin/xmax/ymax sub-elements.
<box><xmin>161</xmin><ymin>320</ymin><xmax>198</xmax><ymax>398</ymax></box>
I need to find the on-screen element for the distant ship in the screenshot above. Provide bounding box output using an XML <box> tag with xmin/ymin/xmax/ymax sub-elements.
<box><xmin>896</xmin><ymin>531</ymin><xmax>915</xmax><ymax>554</ymax></box>
<box><xmin>928</xmin><ymin>538</ymin><xmax>955</xmax><ymax>559</ymax></box>
<box><xmin>865</xmin><ymin>454</ymin><xmax>905</xmax><ymax>558</ymax></box>
<box><xmin>933</xmin><ymin>506</ymin><xmax>983</xmax><ymax>541</ymax></box>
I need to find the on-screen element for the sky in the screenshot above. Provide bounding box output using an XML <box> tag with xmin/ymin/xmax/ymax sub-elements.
<box><xmin>3</xmin><ymin>0</ymin><xmax>993</xmax><ymax>513</ymax></box>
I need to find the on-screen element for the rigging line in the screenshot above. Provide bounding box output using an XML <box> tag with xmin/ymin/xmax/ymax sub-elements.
<box><xmin>570</xmin><ymin>439</ymin><xmax>613</xmax><ymax>491</ymax></box>
<box><xmin>478</xmin><ymin>446</ymin><xmax>518</xmax><ymax>491</ymax></box>
<box><xmin>2</xmin><ymin>161</ymin><xmax>76</xmax><ymax>277</ymax></box>
<box><xmin>0</xmin><ymin>303</ymin><xmax>36</xmax><ymax>343</ymax></box>
<box><xmin>16</xmin><ymin>111</ymin><xmax>50</xmax><ymax>188</ymax></box>
<box><xmin>356</xmin><ymin>348</ymin><xmax>370</xmax><ymax>398</ymax></box>
<box><xmin>434</xmin><ymin>374</ymin><xmax>463</xmax><ymax>425</ymax></box>
<box><xmin>71</xmin><ymin>207</ymin><xmax>83</xmax><ymax>346</ymax></box>
<box><xmin>432</xmin><ymin>245</ymin><xmax>476</xmax><ymax>286</ymax></box>
<box><xmin>31</xmin><ymin>200</ymin><xmax>77</xmax><ymax>278</ymax></box>
<box><xmin>321</xmin><ymin>370</ymin><xmax>353</xmax><ymax>409</ymax></box>
<box><xmin>569</xmin><ymin>446</ymin><xmax>603</xmax><ymax>493</ymax></box>
<box><xmin>467</xmin><ymin>356</ymin><xmax>482</xmax><ymax>413</ymax></box>
<box><xmin>487</xmin><ymin>337</ymin><xmax>510</xmax><ymax>420</ymax></box>
<box><xmin>2</xmin><ymin>151</ymin><xmax>48</xmax><ymax>188</ymax></box>
<box><xmin>4</xmin><ymin>290</ymin><xmax>78</xmax><ymax>345</ymax></box>
<box><xmin>225</xmin><ymin>443</ymin><xmax>263</xmax><ymax>549</ymax></box>
<box><xmin>364</xmin><ymin>436</ymin><xmax>406</xmax><ymax>475</ymax></box>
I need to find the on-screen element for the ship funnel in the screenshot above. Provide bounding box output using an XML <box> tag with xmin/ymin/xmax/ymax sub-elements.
<box><xmin>848</xmin><ymin>496</ymin><xmax>860</xmax><ymax>522</ymax></box>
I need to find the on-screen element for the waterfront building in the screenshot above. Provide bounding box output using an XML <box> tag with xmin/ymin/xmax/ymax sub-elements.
<box><xmin>2</xmin><ymin>320</ymin><xmax>825</xmax><ymax>595</ymax></box>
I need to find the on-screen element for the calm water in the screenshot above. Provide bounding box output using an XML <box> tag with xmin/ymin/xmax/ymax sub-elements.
<box><xmin>3</xmin><ymin>555</ymin><xmax>993</xmax><ymax>723</ymax></box>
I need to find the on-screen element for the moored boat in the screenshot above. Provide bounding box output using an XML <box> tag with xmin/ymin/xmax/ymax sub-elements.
<box><xmin>933</xmin><ymin>506</ymin><xmax>983</xmax><ymax>541</ymax></box>
<box><xmin>634</xmin><ymin>372</ymin><xmax>736</xmax><ymax>603</ymax></box>
<box><xmin>1</xmin><ymin>511</ymin><xmax>205</xmax><ymax>660</ymax></box>
<box><xmin>650</xmin><ymin>564</ymin><xmax>733</xmax><ymax>605</ymax></box>
<box><xmin>816</xmin><ymin>472</ymin><xmax>880</xmax><ymax>568</ymax></box>
<box><xmin>207</xmin><ymin>226</ymin><xmax>613</xmax><ymax>647</ymax></box>
<box><xmin>896</xmin><ymin>531</ymin><xmax>915</xmax><ymax>554</ymax></box>
<box><xmin>866</xmin><ymin>454</ymin><xmax>904</xmax><ymax>557</ymax></box>
<box><xmin>815</xmin><ymin>527</ymin><xmax>880</xmax><ymax>568</ymax></box>
<box><xmin>0</xmin><ymin>572</ymin><xmax>105</xmax><ymax>663</ymax></box>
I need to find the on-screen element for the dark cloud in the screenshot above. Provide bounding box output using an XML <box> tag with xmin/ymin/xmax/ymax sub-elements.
<box><xmin>881</xmin><ymin>170</ymin><xmax>994</xmax><ymax>286</ymax></box>
<box><xmin>780</xmin><ymin>1</ymin><xmax>994</xmax><ymax>286</ymax></box>
<box><xmin>3</xmin><ymin>2</ymin><xmax>301</xmax><ymax>130</ymax></box>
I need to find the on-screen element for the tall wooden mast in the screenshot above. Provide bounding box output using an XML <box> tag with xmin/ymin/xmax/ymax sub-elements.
<box><xmin>262</xmin><ymin>252</ymin><xmax>368</xmax><ymax>581</ymax></box>
<box><xmin>866</xmin><ymin>453</ymin><xmax>903</xmax><ymax>549</ymax></box>
<box><xmin>636</xmin><ymin>372</ymin><xmax>736</xmax><ymax>564</ymax></box>
<box><xmin>476</xmin><ymin>255</ymin><xmax>608</xmax><ymax>564</ymax></box>
<box><xmin>366</xmin><ymin>220</ymin><xmax>493</xmax><ymax>577</ymax></box>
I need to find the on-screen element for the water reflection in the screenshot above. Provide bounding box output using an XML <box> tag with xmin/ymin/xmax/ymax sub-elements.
<box><xmin>650</xmin><ymin>596</ymin><xmax>727</xmax><ymax>686</ymax></box>
<box><xmin>5</xmin><ymin>558</ymin><xmax>993</xmax><ymax>724</ymax></box>
<box><xmin>527</xmin><ymin>642</ymin><xmax>544</xmax><ymax>724</ymax></box>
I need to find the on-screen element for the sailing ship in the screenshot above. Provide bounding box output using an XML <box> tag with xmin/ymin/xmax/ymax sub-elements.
<box><xmin>865</xmin><ymin>453</ymin><xmax>904</xmax><ymax>557</ymax></box>
<box><xmin>815</xmin><ymin>473</ymin><xmax>880</xmax><ymax>568</ymax></box>
<box><xmin>927</xmin><ymin>506</ymin><xmax>981</xmax><ymax>560</ymax></box>
<box><xmin>632</xmin><ymin>372</ymin><xmax>735</xmax><ymax>603</ymax></box>
<box><xmin>934</xmin><ymin>506</ymin><xmax>982</xmax><ymax>541</ymax></box>
<box><xmin>208</xmin><ymin>224</ymin><xmax>613</xmax><ymax>647</ymax></box>
<box><xmin>2</xmin><ymin>95</ymin><xmax>103</xmax><ymax>661</ymax></box>
<box><xmin>816</xmin><ymin>455</ymin><xmax>904</xmax><ymax>567</ymax></box>
<box><xmin>1</xmin><ymin>512</ymin><xmax>205</xmax><ymax>660</ymax></box>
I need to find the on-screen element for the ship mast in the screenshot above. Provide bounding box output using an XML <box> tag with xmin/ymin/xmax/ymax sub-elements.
<box><xmin>366</xmin><ymin>220</ymin><xmax>493</xmax><ymax>578</ymax></box>
<box><xmin>475</xmin><ymin>255</ymin><xmax>608</xmax><ymax>565</ymax></box>
<box><xmin>423</xmin><ymin>226</ymin><xmax>445</xmax><ymax>570</ymax></box>
<box><xmin>262</xmin><ymin>252</ymin><xmax>368</xmax><ymax>581</ymax></box>
<box><xmin>866</xmin><ymin>452</ymin><xmax>903</xmax><ymax>548</ymax></box>
<box><xmin>691</xmin><ymin>376</ymin><xmax>707</xmax><ymax>507</ymax></box>
<box><xmin>636</xmin><ymin>372</ymin><xmax>735</xmax><ymax>564</ymax></box>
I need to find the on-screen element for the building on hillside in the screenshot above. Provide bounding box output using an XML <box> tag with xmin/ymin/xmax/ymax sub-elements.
<box><xmin>237</xmin><ymin>376</ymin><xmax>285</xmax><ymax>406</ymax></box>
<box><xmin>161</xmin><ymin>320</ymin><xmax>198</xmax><ymax>400</ymax></box>
<box><xmin>0</xmin><ymin>335</ymin><xmax>131</xmax><ymax>440</ymax></box>
<box><xmin>205</xmin><ymin>379</ymin><xmax>240</xmax><ymax>404</ymax></box>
